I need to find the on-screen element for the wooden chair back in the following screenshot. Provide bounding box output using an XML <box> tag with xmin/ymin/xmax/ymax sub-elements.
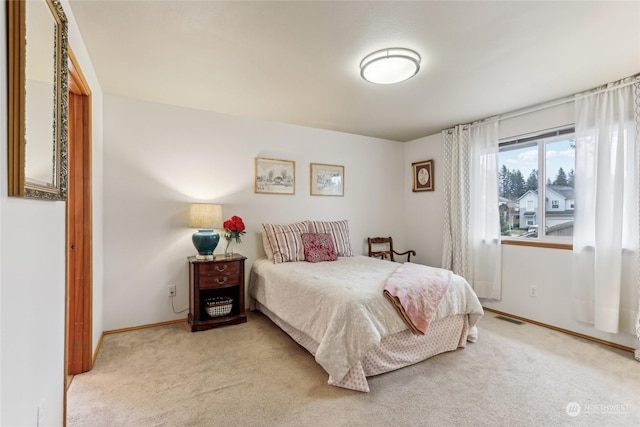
<box><xmin>367</xmin><ymin>237</ymin><xmax>416</xmax><ymax>262</ymax></box>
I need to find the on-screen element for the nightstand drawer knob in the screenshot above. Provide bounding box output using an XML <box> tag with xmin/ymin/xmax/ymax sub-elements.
<box><xmin>215</xmin><ymin>265</ymin><xmax>228</xmax><ymax>272</ymax></box>
<box><xmin>214</xmin><ymin>277</ymin><xmax>228</xmax><ymax>284</ymax></box>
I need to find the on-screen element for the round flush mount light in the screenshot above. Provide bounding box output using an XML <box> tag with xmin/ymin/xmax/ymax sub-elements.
<box><xmin>360</xmin><ymin>47</ymin><xmax>421</xmax><ymax>85</ymax></box>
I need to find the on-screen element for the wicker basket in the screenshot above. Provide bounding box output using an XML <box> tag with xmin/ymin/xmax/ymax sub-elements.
<box><xmin>204</xmin><ymin>297</ymin><xmax>233</xmax><ymax>317</ymax></box>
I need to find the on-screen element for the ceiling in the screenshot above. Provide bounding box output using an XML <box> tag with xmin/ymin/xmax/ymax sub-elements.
<box><xmin>68</xmin><ymin>1</ymin><xmax>640</xmax><ymax>142</ymax></box>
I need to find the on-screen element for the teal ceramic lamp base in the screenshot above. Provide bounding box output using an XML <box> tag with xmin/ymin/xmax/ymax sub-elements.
<box><xmin>192</xmin><ymin>229</ymin><xmax>220</xmax><ymax>260</ymax></box>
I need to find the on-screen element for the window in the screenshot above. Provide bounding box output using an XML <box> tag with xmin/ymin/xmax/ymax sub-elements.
<box><xmin>498</xmin><ymin>128</ymin><xmax>575</xmax><ymax>239</ymax></box>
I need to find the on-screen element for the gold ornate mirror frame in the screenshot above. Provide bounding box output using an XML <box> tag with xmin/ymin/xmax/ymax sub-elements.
<box><xmin>7</xmin><ymin>0</ymin><xmax>68</xmax><ymax>200</ymax></box>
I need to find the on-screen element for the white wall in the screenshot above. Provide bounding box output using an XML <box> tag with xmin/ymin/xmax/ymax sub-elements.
<box><xmin>404</xmin><ymin>103</ymin><xmax>638</xmax><ymax>349</ymax></box>
<box><xmin>403</xmin><ymin>133</ymin><xmax>446</xmax><ymax>268</ymax></box>
<box><xmin>102</xmin><ymin>94</ymin><xmax>405</xmax><ymax>331</ymax></box>
<box><xmin>0</xmin><ymin>1</ymin><xmax>104</xmax><ymax>425</ymax></box>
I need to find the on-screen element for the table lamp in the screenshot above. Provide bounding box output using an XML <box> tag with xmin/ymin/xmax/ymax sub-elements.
<box><xmin>189</xmin><ymin>203</ymin><xmax>223</xmax><ymax>260</ymax></box>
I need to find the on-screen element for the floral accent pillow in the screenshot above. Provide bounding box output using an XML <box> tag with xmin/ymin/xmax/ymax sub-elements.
<box><xmin>301</xmin><ymin>233</ymin><xmax>338</xmax><ymax>263</ymax></box>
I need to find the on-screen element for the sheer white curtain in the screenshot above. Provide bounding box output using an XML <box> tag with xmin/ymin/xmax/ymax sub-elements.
<box><xmin>572</xmin><ymin>77</ymin><xmax>640</xmax><ymax>350</ymax></box>
<box><xmin>442</xmin><ymin>119</ymin><xmax>502</xmax><ymax>299</ymax></box>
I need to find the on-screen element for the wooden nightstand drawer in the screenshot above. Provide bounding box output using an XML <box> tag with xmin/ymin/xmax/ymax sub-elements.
<box><xmin>198</xmin><ymin>261</ymin><xmax>240</xmax><ymax>275</ymax></box>
<box><xmin>198</xmin><ymin>273</ymin><xmax>240</xmax><ymax>288</ymax></box>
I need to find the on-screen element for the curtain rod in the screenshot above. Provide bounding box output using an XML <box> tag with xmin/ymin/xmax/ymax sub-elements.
<box><xmin>500</xmin><ymin>74</ymin><xmax>640</xmax><ymax>122</ymax></box>
<box><xmin>498</xmin><ymin>95</ymin><xmax>574</xmax><ymax>122</ymax></box>
<box><xmin>458</xmin><ymin>73</ymin><xmax>640</xmax><ymax>130</ymax></box>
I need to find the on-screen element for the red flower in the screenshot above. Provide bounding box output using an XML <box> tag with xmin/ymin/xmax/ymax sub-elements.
<box><xmin>223</xmin><ymin>216</ymin><xmax>246</xmax><ymax>243</ymax></box>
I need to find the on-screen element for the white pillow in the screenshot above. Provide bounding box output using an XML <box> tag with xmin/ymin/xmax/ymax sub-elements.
<box><xmin>262</xmin><ymin>222</ymin><xmax>309</xmax><ymax>264</ymax></box>
<box><xmin>306</xmin><ymin>220</ymin><xmax>354</xmax><ymax>257</ymax></box>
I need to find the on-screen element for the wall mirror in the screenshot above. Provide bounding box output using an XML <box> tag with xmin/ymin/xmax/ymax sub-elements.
<box><xmin>8</xmin><ymin>0</ymin><xmax>68</xmax><ymax>200</ymax></box>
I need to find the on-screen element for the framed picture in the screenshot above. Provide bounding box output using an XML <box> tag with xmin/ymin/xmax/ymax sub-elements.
<box><xmin>254</xmin><ymin>157</ymin><xmax>295</xmax><ymax>195</ymax></box>
<box><xmin>412</xmin><ymin>159</ymin><xmax>434</xmax><ymax>192</ymax></box>
<box><xmin>310</xmin><ymin>163</ymin><xmax>344</xmax><ymax>196</ymax></box>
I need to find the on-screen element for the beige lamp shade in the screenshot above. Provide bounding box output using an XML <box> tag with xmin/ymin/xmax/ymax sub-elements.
<box><xmin>189</xmin><ymin>204</ymin><xmax>223</xmax><ymax>229</ymax></box>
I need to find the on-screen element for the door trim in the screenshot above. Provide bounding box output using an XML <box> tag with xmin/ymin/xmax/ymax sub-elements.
<box><xmin>64</xmin><ymin>46</ymin><xmax>93</xmax><ymax>424</ymax></box>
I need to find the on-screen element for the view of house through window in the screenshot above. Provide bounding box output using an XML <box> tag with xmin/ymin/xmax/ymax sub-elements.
<box><xmin>498</xmin><ymin>128</ymin><xmax>575</xmax><ymax>239</ymax></box>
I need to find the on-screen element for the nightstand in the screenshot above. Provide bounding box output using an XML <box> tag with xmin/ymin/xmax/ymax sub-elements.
<box><xmin>188</xmin><ymin>254</ymin><xmax>247</xmax><ymax>332</ymax></box>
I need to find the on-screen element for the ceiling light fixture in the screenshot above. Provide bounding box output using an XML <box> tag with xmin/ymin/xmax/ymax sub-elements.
<box><xmin>360</xmin><ymin>47</ymin><xmax>421</xmax><ymax>85</ymax></box>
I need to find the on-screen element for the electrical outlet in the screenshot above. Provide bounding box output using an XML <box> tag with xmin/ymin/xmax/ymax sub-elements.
<box><xmin>529</xmin><ymin>285</ymin><xmax>537</xmax><ymax>298</ymax></box>
<box><xmin>168</xmin><ymin>285</ymin><xmax>176</xmax><ymax>297</ymax></box>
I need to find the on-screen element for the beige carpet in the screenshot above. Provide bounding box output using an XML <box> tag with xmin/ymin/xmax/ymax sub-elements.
<box><xmin>67</xmin><ymin>312</ymin><xmax>639</xmax><ymax>427</ymax></box>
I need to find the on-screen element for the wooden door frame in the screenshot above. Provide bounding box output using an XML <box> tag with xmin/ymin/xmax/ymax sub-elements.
<box><xmin>65</xmin><ymin>47</ymin><xmax>93</xmax><ymax>381</ymax></box>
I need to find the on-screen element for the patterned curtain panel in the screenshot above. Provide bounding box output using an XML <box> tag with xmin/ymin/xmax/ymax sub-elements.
<box><xmin>441</xmin><ymin>120</ymin><xmax>502</xmax><ymax>299</ymax></box>
<box><xmin>572</xmin><ymin>76</ymin><xmax>640</xmax><ymax>353</ymax></box>
<box><xmin>441</xmin><ymin>125</ymin><xmax>471</xmax><ymax>278</ymax></box>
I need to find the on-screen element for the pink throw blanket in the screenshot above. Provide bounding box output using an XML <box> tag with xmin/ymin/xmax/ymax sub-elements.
<box><xmin>383</xmin><ymin>263</ymin><xmax>452</xmax><ymax>335</ymax></box>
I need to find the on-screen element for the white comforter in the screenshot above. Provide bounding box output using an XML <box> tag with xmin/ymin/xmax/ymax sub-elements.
<box><xmin>249</xmin><ymin>256</ymin><xmax>483</xmax><ymax>383</ymax></box>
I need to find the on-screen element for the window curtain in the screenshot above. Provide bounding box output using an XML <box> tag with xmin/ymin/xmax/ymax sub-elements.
<box><xmin>572</xmin><ymin>76</ymin><xmax>640</xmax><ymax>358</ymax></box>
<box><xmin>442</xmin><ymin>119</ymin><xmax>502</xmax><ymax>299</ymax></box>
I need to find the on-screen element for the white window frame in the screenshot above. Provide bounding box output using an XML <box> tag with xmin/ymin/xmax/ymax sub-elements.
<box><xmin>499</xmin><ymin>126</ymin><xmax>575</xmax><ymax>243</ymax></box>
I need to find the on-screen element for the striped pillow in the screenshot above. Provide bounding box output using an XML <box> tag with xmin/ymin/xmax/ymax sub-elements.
<box><xmin>262</xmin><ymin>222</ymin><xmax>309</xmax><ymax>264</ymax></box>
<box><xmin>261</xmin><ymin>230</ymin><xmax>274</xmax><ymax>260</ymax></box>
<box><xmin>306</xmin><ymin>220</ymin><xmax>354</xmax><ymax>257</ymax></box>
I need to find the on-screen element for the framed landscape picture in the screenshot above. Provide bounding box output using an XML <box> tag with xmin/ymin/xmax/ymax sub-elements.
<box><xmin>310</xmin><ymin>163</ymin><xmax>344</xmax><ymax>196</ymax></box>
<box><xmin>412</xmin><ymin>159</ymin><xmax>434</xmax><ymax>192</ymax></box>
<box><xmin>254</xmin><ymin>157</ymin><xmax>295</xmax><ymax>195</ymax></box>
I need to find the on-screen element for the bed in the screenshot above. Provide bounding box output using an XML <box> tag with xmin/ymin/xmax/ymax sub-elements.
<box><xmin>248</xmin><ymin>254</ymin><xmax>484</xmax><ymax>392</ymax></box>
